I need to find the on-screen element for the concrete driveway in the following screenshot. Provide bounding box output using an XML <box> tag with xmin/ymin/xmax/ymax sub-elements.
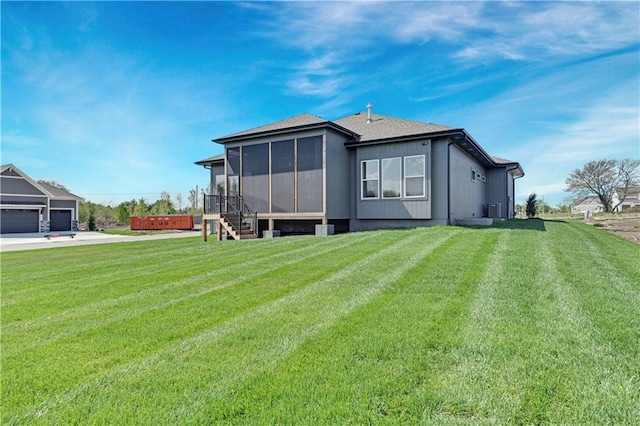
<box><xmin>0</xmin><ymin>230</ymin><xmax>202</xmax><ymax>252</ymax></box>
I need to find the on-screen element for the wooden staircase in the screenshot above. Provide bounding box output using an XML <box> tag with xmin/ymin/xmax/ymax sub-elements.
<box><xmin>219</xmin><ymin>213</ymin><xmax>257</xmax><ymax>240</ymax></box>
<box><xmin>203</xmin><ymin>194</ymin><xmax>259</xmax><ymax>241</ymax></box>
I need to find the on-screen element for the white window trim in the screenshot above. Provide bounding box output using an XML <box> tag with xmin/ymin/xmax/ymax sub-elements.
<box><xmin>471</xmin><ymin>168</ymin><xmax>477</xmax><ymax>182</ymax></box>
<box><xmin>404</xmin><ymin>155</ymin><xmax>425</xmax><ymax>198</ymax></box>
<box><xmin>361</xmin><ymin>159</ymin><xmax>380</xmax><ymax>200</ymax></box>
<box><xmin>382</xmin><ymin>157</ymin><xmax>402</xmax><ymax>199</ymax></box>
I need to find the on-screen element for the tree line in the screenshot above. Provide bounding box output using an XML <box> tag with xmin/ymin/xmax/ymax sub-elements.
<box><xmin>79</xmin><ymin>190</ymin><xmax>203</xmax><ymax>230</ymax></box>
<box><xmin>40</xmin><ymin>157</ymin><xmax>638</xmax><ymax>229</ymax></box>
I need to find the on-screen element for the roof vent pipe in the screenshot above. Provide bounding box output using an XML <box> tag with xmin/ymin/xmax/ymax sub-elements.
<box><xmin>366</xmin><ymin>102</ymin><xmax>373</xmax><ymax>123</ymax></box>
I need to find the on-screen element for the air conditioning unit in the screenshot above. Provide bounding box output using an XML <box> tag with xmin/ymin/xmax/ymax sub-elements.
<box><xmin>488</xmin><ymin>203</ymin><xmax>501</xmax><ymax>218</ymax></box>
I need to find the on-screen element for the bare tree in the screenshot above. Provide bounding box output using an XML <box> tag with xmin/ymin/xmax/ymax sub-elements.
<box><xmin>175</xmin><ymin>193</ymin><xmax>184</xmax><ymax>213</ymax></box>
<box><xmin>188</xmin><ymin>189</ymin><xmax>198</xmax><ymax>212</ymax></box>
<box><xmin>612</xmin><ymin>158</ymin><xmax>640</xmax><ymax>211</ymax></box>
<box><xmin>565</xmin><ymin>158</ymin><xmax>640</xmax><ymax>212</ymax></box>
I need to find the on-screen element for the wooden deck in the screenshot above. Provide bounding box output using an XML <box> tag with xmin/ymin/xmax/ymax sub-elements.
<box><xmin>201</xmin><ymin>212</ymin><xmax>330</xmax><ymax>241</ymax></box>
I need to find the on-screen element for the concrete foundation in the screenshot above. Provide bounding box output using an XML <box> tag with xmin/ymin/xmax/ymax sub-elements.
<box><xmin>263</xmin><ymin>230</ymin><xmax>281</xmax><ymax>238</ymax></box>
<box><xmin>455</xmin><ymin>218</ymin><xmax>494</xmax><ymax>226</ymax></box>
<box><xmin>315</xmin><ymin>224</ymin><xmax>335</xmax><ymax>236</ymax></box>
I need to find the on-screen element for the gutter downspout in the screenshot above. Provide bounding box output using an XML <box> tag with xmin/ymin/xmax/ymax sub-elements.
<box><xmin>446</xmin><ymin>132</ymin><xmax>466</xmax><ymax>225</ymax></box>
<box><xmin>503</xmin><ymin>163</ymin><xmax>523</xmax><ymax>218</ymax></box>
<box><xmin>510</xmin><ymin>167</ymin><xmax>524</xmax><ymax>219</ymax></box>
<box><xmin>447</xmin><ymin>140</ymin><xmax>453</xmax><ymax>225</ymax></box>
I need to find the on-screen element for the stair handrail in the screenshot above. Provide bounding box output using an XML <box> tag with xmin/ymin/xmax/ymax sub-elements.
<box><xmin>203</xmin><ymin>194</ymin><xmax>257</xmax><ymax>237</ymax></box>
<box><xmin>240</xmin><ymin>198</ymin><xmax>257</xmax><ymax>237</ymax></box>
<box><xmin>222</xmin><ymin>196</ymin><xmax>242</xmax><ymax>236</ymax></box>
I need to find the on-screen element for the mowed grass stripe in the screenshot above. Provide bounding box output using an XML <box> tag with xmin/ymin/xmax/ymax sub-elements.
<box><xmin>224</xmin><ymin>230</ymin><xmax>500</xmax><ymax>424</ymax></box>
<box><xmin>3</xmin><ymin>245</ymin><xmax>219</xmax><ymax>310</ymax></box>
<box><xmin>2</xmin><ymin>234</ymin><xmax>322</xmax><ymax>304</ymax></box>
<box><xmin>565</xmin><ymin>219</ymin><xmax>640</xmax><ymax>279</ymax></box>
<box><xmin>430</xmin><ymin>222</ymin><xmax>639</xmax><ymax>424</ymax></box>
<box><xmin>3</xmin><ymin>229</ymin><xmax>413</xmax><ymax>421</ymax></box>
<box><xmin>164</xmin><ymin>230</ymin><xmax>460</xmax><ymax>423</ymax></box>
<box><xmin>1</xmin><ymin>235</ymin><xmax>330</xmax><ymax>309</ymax></box>
<box><xmin>3</xmin><ymin>222</ymin><xmax>638</xmax><ymax>424</ymax></box>
<box><xmin>3</xmin><ymin>231</ymin><xmax>385</xmax><ymax>355</ymax></box>
<box><xmin>562</xmin><ymin>220</ymin><xmax>639</xmax><ymax>299</ymax></box>
<box><xmin>9</xmin><ymin>229</ymin><xmax>458</xmax><ymax>423</ymax></box>
<box><xmin>530</xmin><ymin>224</ymin><xmax>639</xmax><ymax>423</ymax></box>
<box><xmin>426</xmin><ymin>228</ymin><xmax>513</xmax><ymax>423</ymax></box>
<box><xmin>546</xmin><ymin>221</ymin><xmax>639</xmax><ymax>421</ymax></box>
<box><xmin>3</xmin><ymin>231</ymin><xmax>394</xmax><ymax>405</ymax></box>
<box><xmin>2</xmin><ymin>232</ymin><xmax>364</xmax><ymax>329</ymax></box>
<box><xmin>553</xmin><ymin>222</ymin><xmax>639</xmax><ymax>356</ymax></box>
<box><xmin>2</xmin><ymin>238</ymin><xmax>206</xmax><ymax>295</ymax></box>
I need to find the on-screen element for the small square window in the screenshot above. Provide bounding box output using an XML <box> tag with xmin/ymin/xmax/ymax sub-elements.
<box><xmin>482</xmin><ymin>175</ymin><xmax>487</xmax><ymax>183</ymax></box>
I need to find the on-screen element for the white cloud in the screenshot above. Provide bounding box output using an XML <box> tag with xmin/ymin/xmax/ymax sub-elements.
<box><xmin>390</xmin><ymin>2</ymin><xmax>484</xmax><ymax>43</ymax></box>
<box><xmin>256</xmin><ymin>1</ymin><xmax>639</xmax><ymax>104</ymax></box>
<box><xmin>454</xmin><ymin>2</ymin><xmax>639</xmax><ymax>62</ymax></box>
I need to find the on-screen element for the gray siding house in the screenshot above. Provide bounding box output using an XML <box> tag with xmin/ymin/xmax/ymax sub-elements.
<box><xmin>1</xmin><ymin>164</ymin><xmax>80</xmax><ymax>234</ymax></box>
<box><xmin>196</xmin><ymin>109</ymin><xmax>524</xmax><ymax>239</ymax></box>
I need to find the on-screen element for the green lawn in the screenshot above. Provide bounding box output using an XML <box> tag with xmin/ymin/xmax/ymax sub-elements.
<box><xmin>2</xmin><ymin>220</ymin><xmax>638</xmax><ymax>424</ymax></box>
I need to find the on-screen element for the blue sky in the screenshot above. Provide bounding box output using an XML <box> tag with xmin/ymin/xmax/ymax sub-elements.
<box><xmin>2</xmin><ymin>1</ymin><xmax>639</xmax><ymax>207</ymax></box>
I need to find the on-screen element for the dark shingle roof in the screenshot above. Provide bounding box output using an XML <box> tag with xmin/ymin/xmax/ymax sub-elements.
<box><xmin>195</xmin><ymin>154</ymin><xmax>225</xmax><ymax>166</ymax></box>
<box><xmin>207</xmin><ymin>110</ymin><xmax>523</xmax><ymax>177</ymax></box>
<box><xmin>215</xmin><ymin>111</ymin><xmax>453</xmax><ymax>144</ymax></box>
<box><xmin>491</xmin><ymin>156</ymin><xmax>525</xmax><ymax>178</ymax></box>
<box><xmin>334</xmin><ymin>112</ymin><xmax>453</xmax><ymax>142</ymax></box>
<box><xmin>216</xmin><ymin>113</ymin><xmax>330</xmax><ymax>142</ymax></box>
<box><xmin>37</xmin><ymin>181</ymin><xmax>81</xmax><ymax>200</ymax></box>
<box><xmin>492</xmin><ymin>156</ymin><xmax>518</xmax><ymax>165</ymax></box>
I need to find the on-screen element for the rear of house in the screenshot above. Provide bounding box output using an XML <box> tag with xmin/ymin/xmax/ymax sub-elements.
<box><xmin>196</xmin><ymin>109</ymin><xmax>524</xmax><ymax>239</ymax></box>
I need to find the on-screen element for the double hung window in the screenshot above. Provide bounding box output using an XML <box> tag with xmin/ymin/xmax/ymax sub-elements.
<box><xmin>361</xmin><ymin>160</ymin><xmax>379</xmax><ymax>199</ymax></box>
<box><xmin>362</xmin><ymin>154</ymin><xmax>426</xmax><ymax>200</ymax></box>
<box><xmin>404</xmin><ymin>155</ymin><xmax>425</xmax><ymax>198</ymax></box>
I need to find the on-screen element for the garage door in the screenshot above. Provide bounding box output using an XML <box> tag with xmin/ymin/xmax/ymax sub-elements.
<box><xmin>50</xmin><ymin>210</ymin><xmax>72</xmax><ymax>232</ymax></box>
<box><xmin>0</xmin><ymin>209</ymin><xmax>39</xmax><ymax>234</ymax></box>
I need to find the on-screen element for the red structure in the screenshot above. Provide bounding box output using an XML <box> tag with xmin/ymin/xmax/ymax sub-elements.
<box><xmin>130</xmin><ymin>215</ymin><xmax>194</xmax><ymax>231</ymax></box>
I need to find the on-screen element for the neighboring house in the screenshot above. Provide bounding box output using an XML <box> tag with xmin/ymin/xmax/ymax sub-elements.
<box><xmin>613</xmin><ymin>186</ymin><xmax>640</xmax><ymax>212</ymax></box>
<box><xmin>196</xmin><ymin>108</ymin><xmax>524</xmax><ymax>239</ymax></box>
<box><xmin>571</xmin><ymin>186</ymin><xmax>640</xmax><ymax>214</ymax></box>
<box><xmin>0</xmin><ymin>164</ymin><xmax>80</xmax><ymax>234</ymax></box>
<box><xmin>571</xmin><ymin>197</ymin><xmax>605</xmax><ymax>215</ymax></box>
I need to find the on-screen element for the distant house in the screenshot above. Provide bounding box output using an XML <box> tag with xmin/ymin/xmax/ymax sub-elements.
<box><xmin>571</xmin><ymin>186</ymin><xmax>640</xmax><ymax>215</ymax></box>
<box><xmin>196</xmin><ymin>108</ymin><xmax>524</xmax><ymax>239</ymax></box>
<box><xmin>571</xmin><ymin>197</ymin><xmax>605</xmax><ymax>215</ymax></box>
<box><xmin>0</xmin><ymin>164</ymin><xmax>80</xmax><ymax>234</ymax></box>
<box><xmin>613</xmin><ymin>186</ymin><xmax>640</xmax><ymax>212</ymax></box>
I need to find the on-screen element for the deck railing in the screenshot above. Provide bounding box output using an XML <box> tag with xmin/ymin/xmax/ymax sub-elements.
<box><xmin>203</xmin><ymin>194</ymin><xmax>257</xmax><ymax>237</ymax></box>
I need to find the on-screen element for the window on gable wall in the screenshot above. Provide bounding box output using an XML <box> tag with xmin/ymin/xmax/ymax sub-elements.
<box><xmin>361</xmin><ymin>160</ymin><xmax>379</xmax><ymax>199</ymax></box>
